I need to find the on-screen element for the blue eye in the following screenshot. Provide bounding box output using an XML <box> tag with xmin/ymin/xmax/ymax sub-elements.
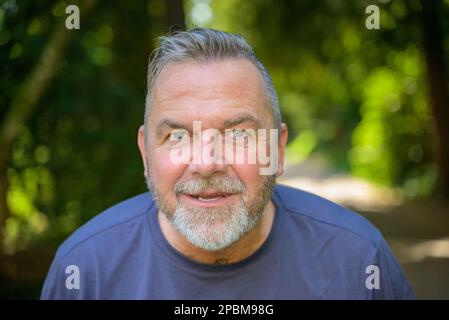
<box><xmin>230</xmin><ymin>129</ymin><xmax>245</xmax><ymax>138</ymax></box>
<box><xmin>170</xmin><ymin>130</ymin><xmax>187</xmax><ymax>142</ymax></box>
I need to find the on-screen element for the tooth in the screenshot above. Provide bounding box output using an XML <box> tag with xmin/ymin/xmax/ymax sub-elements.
<box><xmin>198</xmin><ymin>197</ymin><xmax>219</xmax><ymax>201</ymax></box>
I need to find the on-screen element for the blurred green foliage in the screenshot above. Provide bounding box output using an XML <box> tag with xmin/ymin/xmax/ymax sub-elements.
<box><xmin>0</xmin><ymin>0</ymin><xmax>170</xmax><ymax>254</ymax></box>
<box><xmin>0</xmin><ymin>0</ymin><xmax>448</xmax><ymax>282</ymax></box>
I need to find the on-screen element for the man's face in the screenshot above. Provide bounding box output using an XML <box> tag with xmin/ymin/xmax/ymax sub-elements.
<box><xmin>138</xmin><ymin>59</ymin><xmax>287</xmax><ymax>251</ymax></box>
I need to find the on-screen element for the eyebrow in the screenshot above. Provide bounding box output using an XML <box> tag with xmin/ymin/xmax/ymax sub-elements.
<box><xmin>155</xmin><ymin>113</ymin><xmax>264</xmax><ymax>138</ymax></box>
<box><xmin>155</xmin><ymin>118</ymin><xmax>191</xmax><ymax>138</ymax></box>
<box><xmin>222</xmin><ymin>113</ymin><xmax>263</xmax><ymax>129</ymax></box>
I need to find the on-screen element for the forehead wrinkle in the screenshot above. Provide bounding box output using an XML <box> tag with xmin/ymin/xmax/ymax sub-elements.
<box><xmin>152</xmin><ymin>59</ymin><xmax>265</xmax><ymax>104</ymax></box>
<box><xmin>149</xmin><ymin>60</ymin><xmax>273</xmax><ymax>128</ymax></box>
<box><xmin>153</xmin><ymin>83</ymin><xmax>261</xmax><ymax>109</ymax></box>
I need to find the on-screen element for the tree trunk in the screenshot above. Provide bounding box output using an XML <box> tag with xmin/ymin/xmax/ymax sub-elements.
<box><xmin>420</xmin><ymin>0</ymin><xmax>449</xmax><ymax>197</ymax></box>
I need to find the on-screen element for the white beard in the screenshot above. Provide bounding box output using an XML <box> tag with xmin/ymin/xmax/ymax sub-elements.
<box><xmin>146</xmin><ymin>167</ymin><xmax>275</xmax><ymax>252</ymax></box>
<box><xmin>170</xmin><ymin>197</ymin><xmax>262</xmax><ymax>251</ymax></box>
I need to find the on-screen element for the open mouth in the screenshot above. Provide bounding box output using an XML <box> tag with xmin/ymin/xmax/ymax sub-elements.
<box><xmin>190</xmin><ymin>193</ymin><xmax>228</xmax><ymax>200</ymax></box>
<box><xmin>180</xmin><ymin>192</ymin><xmax>237</xmax><ymax>206</ymax></box>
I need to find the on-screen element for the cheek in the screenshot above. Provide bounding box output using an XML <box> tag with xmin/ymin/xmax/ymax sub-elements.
<box><xmin>150</xmin><ymin>149</ymin><xmax>187</xmax><ymax>194</ymax></box>
<box><xmin>231</xmin><ymin>163</ymin><xmax>263</xmax><ymax>196</ymax></box>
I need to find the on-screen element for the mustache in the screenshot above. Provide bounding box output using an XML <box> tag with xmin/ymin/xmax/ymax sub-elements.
<box><xmin>174</xmin><ymin>176</ymin><xmax>246</xmax><ymax>195</ymax></box>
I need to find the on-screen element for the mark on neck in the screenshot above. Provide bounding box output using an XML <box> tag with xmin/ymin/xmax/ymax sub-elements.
<box><xmin>214</xmin><ymin>258</ymin><xmax>229</xmax><ymax>265</ymax></box>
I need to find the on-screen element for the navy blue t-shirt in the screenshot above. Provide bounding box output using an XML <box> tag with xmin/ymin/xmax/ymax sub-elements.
<box><xmin>41</xmin><ymin>185</ymin><xmax>415</xmax><ymax>299</ymax></box>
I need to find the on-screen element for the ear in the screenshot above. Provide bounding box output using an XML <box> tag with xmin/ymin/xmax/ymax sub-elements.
<box><xmin>137</xmin><ymin>125</ymin><xmax>149</xmax><ymax>177</ymax></box>
<box><xmin>275</xmin><ymin>123</ymin><xmax>288</xmax><ymax>177</ymax></box>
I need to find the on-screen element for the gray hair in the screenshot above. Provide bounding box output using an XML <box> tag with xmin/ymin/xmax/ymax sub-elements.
<box><xmin>144</xmin><ymin>28</ymin><xmax>281</xmax><ymax>137</ymax></box>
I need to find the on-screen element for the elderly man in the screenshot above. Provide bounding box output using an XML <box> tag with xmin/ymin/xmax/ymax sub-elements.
<box><xmin>41</xmin><ymin>28</ymin><xmax>414</xmax><ymax>299</ymax></box>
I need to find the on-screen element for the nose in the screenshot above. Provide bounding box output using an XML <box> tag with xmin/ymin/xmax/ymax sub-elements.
<box><xmin>187</xmin><ymin>129</ymin><xmax>228</xmax><ymax>177</ymax></box>
<box><xmin>188</xmin><ymin>161</ymin><xmax>228</xmax><ymax>177</ymax></box>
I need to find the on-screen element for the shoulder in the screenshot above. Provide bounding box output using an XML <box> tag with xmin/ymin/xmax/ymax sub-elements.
<box><xmin>54</xmin><ymin>192</ymin><xmax>155</xmax><ymax>261</ymax></box>
<box><xmin>274</xmin><ymin>184</ymin><xmax>383</xmax><ymax>248</ymax></box>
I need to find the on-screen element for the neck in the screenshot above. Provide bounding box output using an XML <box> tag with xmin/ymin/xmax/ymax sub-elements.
<box><xmin>158</xmin><ymin>200</ymin><xmax>276</xmax><ymax>265</ymax></box>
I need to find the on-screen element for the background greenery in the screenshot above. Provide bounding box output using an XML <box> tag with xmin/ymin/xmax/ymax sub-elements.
<box><xmin>1</xmin><ymin>0</ymin><xmax>448</xmax><ymax>298</ymax></box>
